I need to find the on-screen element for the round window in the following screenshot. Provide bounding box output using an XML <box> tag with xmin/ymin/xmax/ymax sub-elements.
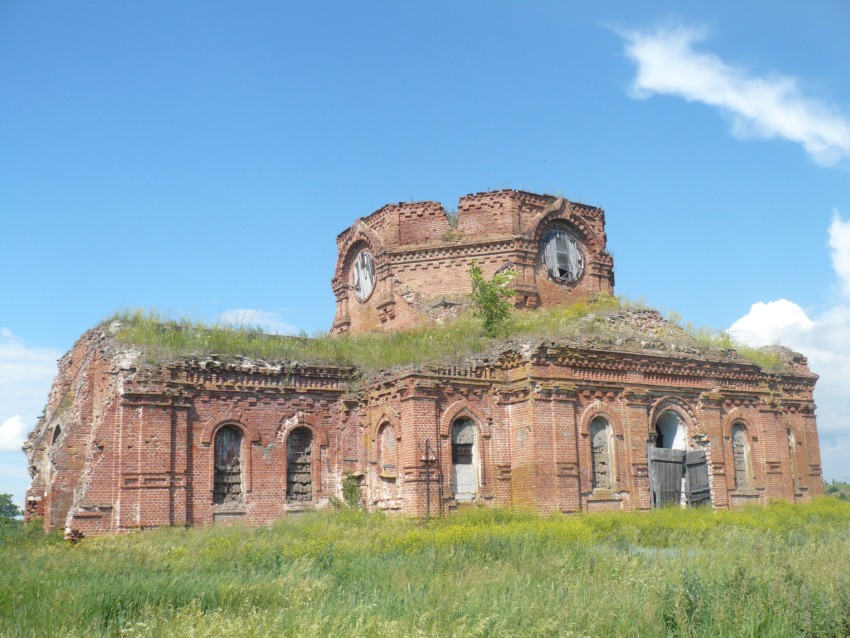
<box><xmin>352</xmin><ymin>250</ymin><xmax>375</xmax><ymax>301</ymax></box>
<box><xmin>540</xmin><ymin>228</ymin><xmax>584</xmax><ymax>283</ymax></box>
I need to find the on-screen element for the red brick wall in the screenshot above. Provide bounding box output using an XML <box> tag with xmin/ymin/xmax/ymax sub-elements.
<box><xmin>26</xmin><ymin>328</ymin><xmax>823</xmax><ymax>537</ymax></box>
<box><xmin>332</xmin><ymin>190</ymin><xmax>615</xmax><ymax>334</ymax></box>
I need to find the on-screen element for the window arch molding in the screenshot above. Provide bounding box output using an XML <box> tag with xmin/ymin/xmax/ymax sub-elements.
<box><xmin>729</xmin><ymin>421</ymin><xmax>754</xmax><ymax>490</ymax></box>
<box><xmin>439</xmin><ymin>401</ymin><xmax>489</xmax><ymax>440</ymax></box>
<box><xmin>648</xmin><ymin>397</ymin><xmax>697</xmax><ymax>447</ymax></box>
<box><xmin>375</xmin><ymin>421</ymin><xmax>399</xmax><ymax>478</ymax></box>
<box><xmin>205</xmin><ymin>420</ymin><xmax>255</xmax><ymax>498</ymax></box>
<box><xmin>528</xmin><ymin>202</ymin><xmax>602</xmax><ymax>255</ymax></box>
<box><xmin>279</xmin><ymin>416</ymin><xmax>329</xmax><ymax>500</ymax></box>
<box><xmin>440</xmin><ymin>402</ymin><xmax>489</xmax><ymax>490</ymax></box>
<box><xmin>370</xmin><ymin>409</ymin><xmax>401</xmax><ymax>443</ymax></box>
<box><xmin>278</xmin><ymin>415</ymin><xmax>329</xmax><ymax>448</ymax></box>
<box><xmin>578</xmin><ymin>401</ymin><xmax>623</xmax><ymax>439</ymax></box>
<box><xmin>336</xmin><ymin>231</ymin><xmax>382</xmax><ymax>300</ymax></box>
<box><xmin>578</xmin><ymin>403</ymin><xmax>622</xmax><ymax>491</ymax></box>
<box><xmin>784</xmin><ymin>421</ymin><xmax>806</xmax><ymax>493</ymax></box>
<box><xmin>200</xmin><ymin>412</ymin><xmax>260</xmax><ymax>447</ymax></box>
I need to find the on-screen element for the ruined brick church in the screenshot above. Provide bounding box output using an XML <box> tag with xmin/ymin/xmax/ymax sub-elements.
<box><xmin>25</xmin><ymin>190</ymin><xmax>824</xmax><ymax>536</ymax></box>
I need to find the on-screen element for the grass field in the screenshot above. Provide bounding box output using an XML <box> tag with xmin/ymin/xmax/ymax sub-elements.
<box><xmin>2</xmin><ymin>500</ymin><xmax>850</xmax><ymax>637</ymax></box>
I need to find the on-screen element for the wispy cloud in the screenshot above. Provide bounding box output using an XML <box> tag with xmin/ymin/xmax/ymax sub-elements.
<box><xmin>216</xmin><ymin>309</ymin><xmax>297</xmax><ymax>335</ymax></box>
<box><xmin>729</xmin><ymin>211</ymin><xmax>850</xmax><ymax>481</ymax></box>
<box><xmin>619</xmin><ymin>21</ymin><xmax>850</xmax><ymax>166</ymax></box>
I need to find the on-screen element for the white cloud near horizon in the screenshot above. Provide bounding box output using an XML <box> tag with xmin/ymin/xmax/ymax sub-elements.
<box><xmin>216</xmin><ymin>309</ymin><xmax>297</xmax><ymax>335</ymax></box>
<box><xmin>729</xmin><ymin>212</ymin><xmax>850</xmax><ymax>480</ymax></box>
<box><xmin>620</xmin><ymin>21</ymin><xmax>850</xmax><ymax>166</ymax></box>
<box><xmin>0</xmin><ymin>416</ymin><xmax>27</xmax><ymax>452</ymax></box>
<box><xmin>0</xmin><ymin>329</ymin><xmax>61</xmax><ymax>504</ymax></box>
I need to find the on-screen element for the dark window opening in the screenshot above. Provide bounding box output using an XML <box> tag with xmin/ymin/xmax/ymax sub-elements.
<box><xmin>213</xmin><ymin>425</ymin><xmax>243</xmax><ymax>505</ymax></box>
<box><xmin>287</xmin><ymin>427</ymin><xmax>313</xmax><ymax>503</ymax></box>
<box><xmin>541</xmin><ymin>227</ymin><xmax>585</xmax><ymax>283</ymax></box>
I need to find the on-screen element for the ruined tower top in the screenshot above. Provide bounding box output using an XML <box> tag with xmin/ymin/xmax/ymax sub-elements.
<box><xmin>331</xmin><ymin>189</ymin><xmax>615</xmax><ymax>334</ymax></box>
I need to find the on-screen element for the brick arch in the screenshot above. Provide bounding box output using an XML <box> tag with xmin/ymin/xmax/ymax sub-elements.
<box><xmin>371</xmin><ymin>410</ymin><xmax>401</xmax><ymax>442</ymax></box>
<box><xmin>649</xmin><ymin>396</ymin><xmax>698</xmax><ymax>443</ymax></box>
<box><xmin>578</xmin><ymin>401</ymin><xmax>624</xmax><ymax>439</ymax></box>
<box><xmin>439</xmin><ymin>401</ymin><xmax>488</xmax><ymax>439</ymax></box>
<box><xmin>279</xmin><ymin>414</ymin><xmax>329</xmax><ymax>448</ymax></box>
<box><xmin>578</xmin><ymin>401</ymin><xmax>623</xmax><ymax>491</ymax></box>
<box><xmin>440</xmin><ymin>400</ymin><xmax>490</xmax><ymax>492</ymax></box>
<box><xmin>335</xmin><ymin>223</ymin><xmax>385</xmax><ymax>281</ymax></box>
<box><xmin>200</xmin><ymin>412</ymin><xmax>260</xmax><ymax>447</ymax></box>
<box><xmin>204</xmin><ymin>419</ymin><xmax>257</xmax><ymax>496</ymax></box>
<box><xmin>782</xmin><ymin>418</ymin><xmax>807</xmax><ymax>490</ymax></box>
<box><xmin>528</xmin><ymin>206</ymin><xmax>602</xmax><ymax>253</ymax></box>
<box><xmin>723</xmin><ymin>408</ymin><xmax>757</xmax><ymax>487</ymax></box>
<box><xmin>281</xmin><ymin>416</ymin><xmax>328</xmax><ymax>500</ymax></box>
<box><xmin>721</xmin><ymin>407</ymin><xmax>752</xmax><ymax>439</ymax></box>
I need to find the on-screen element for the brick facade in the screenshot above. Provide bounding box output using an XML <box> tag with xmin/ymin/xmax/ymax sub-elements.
<box><xmin>331</xmin><ymin>190</ymin><xmax>614</xmax><ymax>334</ymax></box>
<box><xmin>24</xmin><ymin>190</ymin><xmax>824</xmax><ymax>536</ymax></box>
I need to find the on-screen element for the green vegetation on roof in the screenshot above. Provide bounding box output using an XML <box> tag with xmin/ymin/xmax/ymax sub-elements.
<box><xmin>103</xmin><ymin>297</ymin><xmax>788</xmax><ymax>375</ymax></box>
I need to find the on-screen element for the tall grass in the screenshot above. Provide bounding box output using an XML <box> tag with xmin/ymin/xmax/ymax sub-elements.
<box><xmin>103</xmin><ymin>299</ymin><xmax>789</xmax><ymax>377</ymax></box>
<box><xmin>2</xmin><ymin>500</ymin><xmax>849</xmax><ymax>637</ymax></box>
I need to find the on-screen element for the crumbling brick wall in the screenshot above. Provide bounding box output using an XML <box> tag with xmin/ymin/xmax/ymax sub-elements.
<box><xmin>331</xmin><ymin>190</ymin><xmax>615</xmax><ymax>334</ymax></box>
<box><xmin>25</xmin><ymin>324</ymin><xmax>822</xmax><ymax>537</ymax></box>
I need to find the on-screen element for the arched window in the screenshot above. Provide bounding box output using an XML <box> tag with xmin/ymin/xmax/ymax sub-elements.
<box><xmin>540</xmin><ymin>226</ymin><xmax>584</xmax><ymax>283</ymax></box>
<box><xmin>589</xmin><ymin>417</ymin><xmax>613</xmax><ymax>490</ymax></box>
<box><xmin>787</xmin><ymin>429</ymin><xmax>798</xmax><ymax>492</ymax></box>
<box><xmin>213</xmin><ymin>425</ymin><xmax>243</xmax><ymax>505</ymax></box>
<box><xmin>731</xmin><ymin>423</ymin><xmax>751</xmax><ymax>489</ymax></box>
<box><xmin>352</xmin><ymin>250</ymin><xmax>375</xmax><ymax>301</ymax></box>
<box><xmin>378</xmin><ymin>424</ymin><xmax>396</xmax><ymax>477</ymax></box>
<box><xmin>655</xmin><ymin>411</ymin><xmax>686</xmax><ymax>450</ymax></box>
<box><xmin>51</xmin><ymin>425</ymin><xmax>62</xmax><ymax>445</ymax></box>
<box><xmin>451</xmin><ymin>418</ymin><xmax>478</xmax><ymax>501</ymax></box>
<box><xmin>287</xmin><ymin>427</ymin><xmax>313</xmax><ymax>503</ymax></box>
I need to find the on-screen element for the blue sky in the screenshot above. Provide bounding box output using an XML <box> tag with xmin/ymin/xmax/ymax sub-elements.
<box><xmin>2</xmin><ymin>1</ymin><xmax>850</xmax><ymax>506</ymax></box>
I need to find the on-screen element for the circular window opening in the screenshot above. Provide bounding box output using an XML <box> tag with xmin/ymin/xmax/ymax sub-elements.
<box><xmin>540</xmin><ymin>227</ymin><xmax>584</xmax><ymax>283</ymax></box>
<box><xmin>352</xmin><ymin>250</ymin><xmax>376</xmax><ymax>301</ymax></box>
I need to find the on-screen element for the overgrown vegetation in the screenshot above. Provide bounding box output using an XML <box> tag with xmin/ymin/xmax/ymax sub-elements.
<box><xmin>2</xmin><ymin>500</ymin><xmax>849</xmax><ymax>637</ymax></box>
<box><xmin>825</xmin><ymin>480</ymin><xmax>850</xmax><ymax>501</ymax></box>
<box><xmin>103</xmin><ymin>296</ymin><xmax>789</xmax><ymax>376</ymax></box>
<box><xmin>467</xmin><ymin>260</ymin><xmax>515</xmax><ymax>337</ymax></box>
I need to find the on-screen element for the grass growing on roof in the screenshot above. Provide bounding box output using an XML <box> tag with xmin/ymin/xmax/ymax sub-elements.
<box><xmin>104</xmin><ymin>298</ymin><xmax>789</xmax><ymax>374</ymax></box>
<box><xmin>2</xmin><ymin>500</ymin><xmax>850</xmax><ymax>637</ymax></box>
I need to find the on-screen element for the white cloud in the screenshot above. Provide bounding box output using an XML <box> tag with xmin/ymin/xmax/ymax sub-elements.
<box><xmin>0</xmin><ymin>330</ymin><xmax>61</xmax><ymax>506</ymax></box>
<box><xmin>0</xmin><ymin>416</ymin><xmax>26</xmax><ymax>451</ymax></box>
<box><xmin>216</xmin><ymin>309</ymin><xmax>297</xmax><ymax>335</ymax></box>
<box><xmin>728</xmin><ymin>211</ymin><xmax>850</xmax><ymax>480</ymax></box>
<box><xmin>0</xmin><ymin>329</ymin><xmax>60</xmax><ymax>428</ymax></box>
<box><xmin>620</xmin><ymin>21</ymin><xmax>850</xmax><ymax>166</ymax></box>
<box><xmin>728</xmin><ymin>299</ymin><xmax>813</xmax><ymax>348</ymax></box>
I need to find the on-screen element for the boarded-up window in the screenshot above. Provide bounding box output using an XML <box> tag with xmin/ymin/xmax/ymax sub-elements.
<box><xmin>213</xmin><ymin>425</ymin><xmax>243</xmax><ymax>505</ymax></box>
<box><xmin>379</xmin><ymin>424</ymin><xmax>396</xmax><ymax>475</ymax></box>
<box><xmin>451</xmin><ymin>418</ymin><xmax>478</xmax><ymax>500</ymax></box>
<box><xmin>731</xmin><ymin>423</ymin><xmax>750</xmax><ymax>489</ymax></box>
<box><xmin>352</xmin><ymin>250</ymin><xmax>375</xmax><ymax>301</ymax></box>
<box><xmin>788</xmin><ymin>429</ymin><xmax>798</xmax><ymax>492</ymax></box>
<box><xmin>590</xmin><ymin>417</ymin><xmax>612</xmax><ymax>490</ymax></box>
<box><xmin>287</xmin><ymin>427</ymin><xmax>313</xmax><ymax>502</ymax></box>
<box><xmin>541</xmin><ymin>227</ymin><xmax>584</xmax><ymax>283</ymax></box>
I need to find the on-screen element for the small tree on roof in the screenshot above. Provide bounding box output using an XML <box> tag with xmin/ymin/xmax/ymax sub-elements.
<box><xmin>468</xmin><ymin>260</ymin><xmax>516</xmax><ymax>337</ymax></box>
